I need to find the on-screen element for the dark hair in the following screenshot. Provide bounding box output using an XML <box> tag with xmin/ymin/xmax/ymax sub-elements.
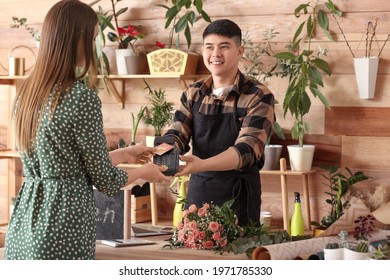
<box><xmin>202</xmin><ymin>19</ymin><xmax>242</xmax><ymax>45</ymax></box>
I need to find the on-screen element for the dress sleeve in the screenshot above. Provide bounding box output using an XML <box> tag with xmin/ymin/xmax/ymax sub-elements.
<box><xmin>73</xmin><ymin>88</ymin><xmax>128</xmax><ymax>196</ymax></box>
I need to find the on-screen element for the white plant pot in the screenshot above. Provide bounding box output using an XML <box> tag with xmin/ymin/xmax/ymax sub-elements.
<box><xmin>262</xmin><ymin>145</ymin><xmax>283</xmax><ymax>170</ymax></box>
<box><xmin>353</xmin><ymin>57</ymin><xmax>379</xmax><ymax>99</ymax></box>
<box><xmin>343</xmin><ymin>248</ymin><xmax>371</xmax><ymax>260</ymax></box>
<box><xmin>115</xmin><ymin>49</ymin><xmax>133</xmax><ymax>75</ymax></box>
<box><xmin>287</xmin><ymin>145</ymin><xmax>315</xmax><ymax>171</ymax></box>
<box><xmin>324</xmin><ymin>248</ymin><xmax>344</xmax><ymax>260</ymax></box>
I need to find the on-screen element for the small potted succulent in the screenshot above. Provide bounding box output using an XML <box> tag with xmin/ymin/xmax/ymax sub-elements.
<box><xmin>343</xmin><ymin>214</ymin><xmax>376</xmax><ymax>260</ymax></box>
<box><xmin>371</xmin><ymin>235</ymin><xmax>390</xmax><ymax>260</ymax></box>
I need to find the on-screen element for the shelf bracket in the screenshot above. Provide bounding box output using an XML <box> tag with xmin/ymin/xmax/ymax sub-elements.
<box><xmin>106</xmin><ymin>78</ymin><xmax>125</xmax><ymax>109</ymax></box>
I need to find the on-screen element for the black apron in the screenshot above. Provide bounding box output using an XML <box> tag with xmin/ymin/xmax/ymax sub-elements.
<box><xmin>186</xmin><ymin>92</ymin><xmax>262</xmax><ymax>226</ymax></box>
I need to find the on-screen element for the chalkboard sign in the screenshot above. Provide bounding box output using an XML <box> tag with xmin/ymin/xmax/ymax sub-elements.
<box><xmin>94</xmin><ymin>190</ymin><xmax>124</xmax><ymax>240</ymax></box>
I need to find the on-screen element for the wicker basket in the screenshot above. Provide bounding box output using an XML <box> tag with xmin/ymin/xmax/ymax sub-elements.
<box><xmin>147</xmin><ymin>49</ymin><xmax>199</xmax><ymax>76</ymax></box>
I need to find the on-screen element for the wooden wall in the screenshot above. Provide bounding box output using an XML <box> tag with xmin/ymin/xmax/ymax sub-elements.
<box><xmin>1</xmin><ymin>0</ymin><xmax>390</xmax><ymax>227</ymax></box>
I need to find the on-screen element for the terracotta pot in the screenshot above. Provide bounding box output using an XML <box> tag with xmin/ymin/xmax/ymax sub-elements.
<box><xmin>125</xmin><ymin>54</ymin><xmax>149</xmax><ymax>74</ymax></box>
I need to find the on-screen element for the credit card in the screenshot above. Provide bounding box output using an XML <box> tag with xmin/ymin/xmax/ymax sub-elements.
<box><xmin>155</xmin><ymin>142</ymin><xmax>174</xmax><ymax>155</ymax></box>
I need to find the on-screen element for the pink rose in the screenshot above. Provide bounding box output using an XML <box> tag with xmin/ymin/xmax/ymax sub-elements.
<box><xmin>212</xmin><ymin>232</ymin><xmax>221</xmax><ymax>241</ymax></box>
<box><xmin>177</xmin><ymin>221</ymin><xmax>183</xmax><ymax>230</ymax></box>
<box><xmin>198</xmin><ymin>231</ymin><xmax>206</xmax><ymax>239</ymax></box>
<box><xmin>202</xmin><ymin>240</ymin><xmax>214</xmax><ymax>250</ymax></box>
<box><xmin>182</xmin><ymin>210</ymin><xmax>189</xmax><ymax>218</ymax></box>
<box><xmin>208</xmin><ymin>221</ymin><xmax>220</xmax><ymax>233</ymax></box>
<box><xmin>197</xmin><ymin>207</ymin><xmax>207</xmax><ymax>217</ymax></box>
<box><xmin>178</xmin><ymin>231</ymin><xmax>185</xmax><ymax>242</ymax></box>
<box><xmin>188</xmin><ymin>220</ymin><xmax>198</xmax><ymax>230</ymax></box>
<box><xmin>203</xmin><ymin>203</ymin><xmax>210</xmax><ymax>210</ymax></box>
<box><xmin>188</xmin><ymin>204</ymin><xmax>197</xmax><ymax>213</ymax></box>
<box><xmin>218</xmin><ymin>238</ymin><xmax>228</xmax><ymax>247</ymax></box>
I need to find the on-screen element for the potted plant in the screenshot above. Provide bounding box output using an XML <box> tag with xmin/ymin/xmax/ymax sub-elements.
<box><xmin>311</xmin><ymin>165</ymin><xmax>370</xmax><ymax>236</ymax></box>
<box><xmin>142</xmin><ymin>79</ymin><xmax>174</xmax><ymax>146</ymax></box>
<box><xmin>147</xmin><ymin>0</ymin><xmax>212</xmax><ymax>76</ymax></box>
<box><xmin>94</xmin><ymin>0</ymin><xmax>145</xmax><ymax>75</ymax></box>
<box><xmin>241</xmin><ymin>29</ymin><xmax>285</xmax><ymax>170</ymax></box>
<box><xmin>273</xmin><ymin>0</ymin><xmax>343</xmax><ymax>171</ymax></box>
<box><xmin>371</xmin><ymin>235</ymin><xmax>390</xmax><ymax>260</ymax></box>
<box><xmin>343</xmin><ymin>214</ymin><xmax>376</xmax><ymax>260</ymax></box>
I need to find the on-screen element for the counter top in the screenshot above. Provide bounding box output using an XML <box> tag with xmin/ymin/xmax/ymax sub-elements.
<box><xmin>0</xmin><ymin>235</ymin><xmax>248</xmax><ymax>260</ymax></box>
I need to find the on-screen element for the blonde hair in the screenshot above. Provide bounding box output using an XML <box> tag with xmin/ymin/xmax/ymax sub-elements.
<box><xmin>13</xmin><ymin>0</ymin><xmax>98</xmax><ymax>154</ymax></box>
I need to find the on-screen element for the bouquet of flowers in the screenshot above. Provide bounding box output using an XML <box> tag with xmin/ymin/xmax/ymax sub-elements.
<box><xmin>167</xmin><ymin>199</ymin><xmax>290</xmax><ymax>255</ymax></box>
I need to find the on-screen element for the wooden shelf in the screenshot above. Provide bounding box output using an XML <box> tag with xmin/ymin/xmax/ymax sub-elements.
<box><xmin>100</xmin><ymin>74</ymin><xmax>206</xmax><ymax>109</ymax></box>
<box><xmin>0</xmin><ymin>150</ymin><xmax>19</xmax><ymax>159</ymax></box>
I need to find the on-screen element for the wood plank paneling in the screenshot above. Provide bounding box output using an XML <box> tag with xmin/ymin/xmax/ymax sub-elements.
<box><xmin>325</xmin><ymin>107</ymin><xmax>390</xmax><ymax>136</ymax></box>
<box><xmin>342</xmin><ymin>136</ymin><xmax>390</xmax><ymax>170</ymax></box>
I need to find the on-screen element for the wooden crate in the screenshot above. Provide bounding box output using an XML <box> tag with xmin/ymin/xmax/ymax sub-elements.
<box><xmin>131</xmin><ymin>195</ymin><xmax>151</xmax><ymax>223</ymax></box>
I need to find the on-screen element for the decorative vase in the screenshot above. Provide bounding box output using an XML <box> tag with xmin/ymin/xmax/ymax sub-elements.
<box><xmin>287</xmin><ymin>144</ymin><xmax>315</xmax><ymax>171</ymax></box>
<box><xmin>262</xmin><ymin>144</ymin><xmax>283</xmax><ymax>170</ymax></box>
<box><xmin>353</xmin><ymin>57</ymin><xmax>379</xmax><ymax>99</ymax></box>
<box><xmin>147</xmin><ymin>49</ymin><xmax>198</xmax><ymax>76</ymax></box>
<box><xmin>125</xmin><ymin>54</ymin><xmax>149</xmax><ymax>74</ymax></box>
<box><xmin>115</xmin><ymin>48</ymin><xmax>133</xmax><ymax>75</ymax></box>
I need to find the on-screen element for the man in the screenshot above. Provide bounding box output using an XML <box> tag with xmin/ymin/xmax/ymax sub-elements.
<box><xmin>165</xmin><ymin>19</ymin><xmax>275</xmax><ymax>225</ymax></box>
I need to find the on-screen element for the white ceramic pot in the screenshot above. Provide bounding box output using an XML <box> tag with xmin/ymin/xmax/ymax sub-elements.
<box><xmin>115</xmin><ymin>49</ymin><xmax>133</xmax><ymax>75</ymax></box>
<box><xmin>343</xmin><ymin>248</ymin><xmax>371</xmax><ymax>260</ymax></box>
<box><xmin>287</xmin><ymin>145</ymin><xmax>315</xmax><ymax>171</ymax></box>
<box><xmin>353</xmin><ymin>57</ymin><xmax>379</xmax><ymax>99</ymax></box>
<box><xmin>324</xmin><ymin>248</ymin><xmax>344</xmax><ymax>260</ymax></box>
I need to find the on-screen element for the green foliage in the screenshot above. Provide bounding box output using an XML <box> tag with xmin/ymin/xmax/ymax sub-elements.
<box><xmin>143</xmin><ymin>79</ymin><xmax>174</xmax><ymax>136</ymax></box>
<box><xmin>241</xmin><ymin>30</ymin><xmax>285</xmax><ymax>145</ymax></box>
<box><xmin>10</xmin><ymin>17</ymin><xmax>41</xmax><ymax>42</ymax></box>
<box><xmin>325</xmin><ymin>242</ymin><xmax>339</xmax><ymax>249</ymax></box>
<box><xmin>131</xmin><ymin>106</ymin><xmax>146</xmax><ymax>145</ymax></box>
<box><xmin>273</xmin><ymin>0</ymin><xmax>343</xmax><ymax>146</ymax></box>
<box><xmin>311</xmin><ymin>165</ymin><xmax>371</xmax><ymax>229</ymax></box>
<box><xmin>157</xmin><ymin>0</ymin><xmax>212</xmax><ymax>49</ymax></box>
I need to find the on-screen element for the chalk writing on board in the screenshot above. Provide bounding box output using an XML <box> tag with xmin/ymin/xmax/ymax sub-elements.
<box><xmin>94</xmin><ymin>190</ymin><xmax>124</xmax><ymax>240</ymax></box>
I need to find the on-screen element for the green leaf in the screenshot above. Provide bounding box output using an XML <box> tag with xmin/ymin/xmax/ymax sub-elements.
<box><xmin>175</xmin><ymin>15</ymin><xmax>188</xmax><ymax>32</ymax></box>
<box><xmin>293</xmin><ymin>21</ymin><xmax>305</xmax><ymax>43</ymax></box>
<box><xmin>294</xmin><ymin>3</ymin><xmax>309</xmax><ymax>16</ymax></box>
<box><xmin>312</xmin><ymin>58</ymin><xmax>331</xmax><ymax>75</ymax></box>
<box><xmin>200</xmin><ymin>10</ymin><xmax>212</xmax><ymax>22</ymax></box>
<box><xmin>307</xmin><ymin>66</ymin><xmax>323</xmax><ymax>87</ymax></box>
<box><xmin>274</xmin><ymin>52</ymin><xmax>297</xmax><ymax>60</ymax></box>
<box><xmin>184</xmin><ymin>25</ymin><xmax>191</xmax><ymax>49</ymax></box>
<box><xmin>116</xmin><ymin>7</ymin><xmax>128</xmax><ymax>17</ymax></box>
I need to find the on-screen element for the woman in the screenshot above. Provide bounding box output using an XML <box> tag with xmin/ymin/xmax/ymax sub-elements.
<box><xmin>4</xmin><ymin>0</ymin><xmax>171</xmax><ymax>260</ymax></box>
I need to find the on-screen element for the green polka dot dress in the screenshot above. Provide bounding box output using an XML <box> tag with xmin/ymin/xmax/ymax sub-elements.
<box><xmin>4</xmin><ymin>80</ymin><xmax>128</xmax><ymax>260</ymax></box>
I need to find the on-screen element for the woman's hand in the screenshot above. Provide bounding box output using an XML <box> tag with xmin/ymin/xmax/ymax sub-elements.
<box><xmin>134</xmin><ymin>163</ymin><xmax>172</xmax><ymax>183</ymax></box>
<box><xmin>124</xmin><ymin>144</ymin><xmax>155</xmax><ymax>164</ymax></box>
